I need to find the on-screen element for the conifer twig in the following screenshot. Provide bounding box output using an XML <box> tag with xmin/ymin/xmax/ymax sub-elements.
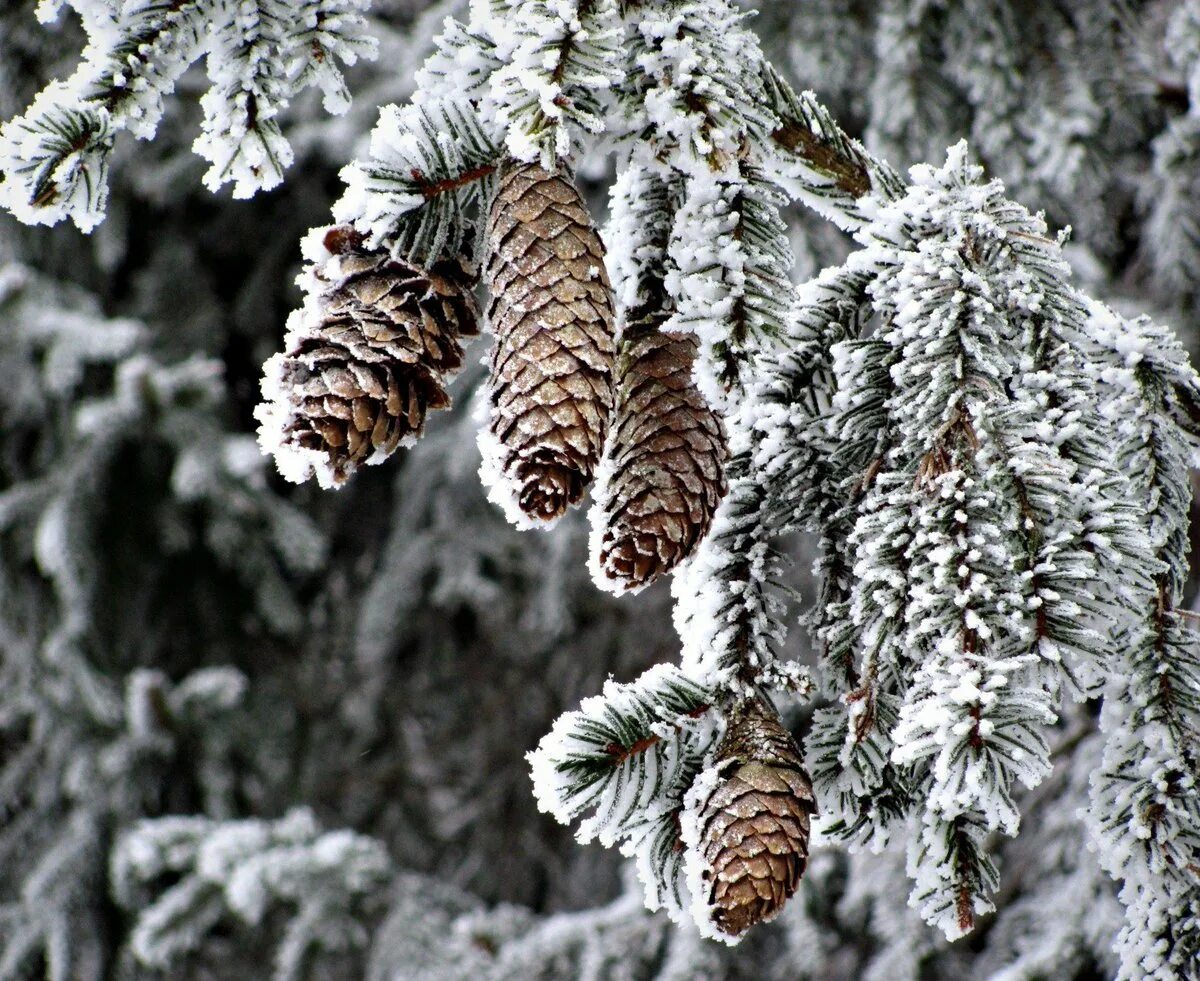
<box><xmin>602</xmin><ymin>704</ymin><xmax>712</xmax><ymax>764</ymax></box>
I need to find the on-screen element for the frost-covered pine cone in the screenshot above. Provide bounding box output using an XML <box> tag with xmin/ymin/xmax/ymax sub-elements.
<box><xmin>480</xmin><ymin>161</ymin><xmax>616</xmax><ymax>526</ymax></box>
<box><xmin>258</xmin><ymin>227</ymin><xmax>479</xmax><ymax>488</ymax></box>
<box><xmin>591</xmin><ymin>301</ymin><xmax>728</xmax><ymax>593</ymax></box>
<box><xmin>698</xmin><ymin>699</ymin><xmax>816</xmax><ymax>937</ymax></box>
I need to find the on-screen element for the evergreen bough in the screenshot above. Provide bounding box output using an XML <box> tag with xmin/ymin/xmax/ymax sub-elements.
<box><xmin>4</xmin><ymin>0</ymin><xmax>1200</xmax><ymax>972</ymax></box>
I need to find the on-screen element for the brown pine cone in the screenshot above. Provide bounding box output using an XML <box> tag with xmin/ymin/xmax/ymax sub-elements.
<box><xmin>258</xmin><ymin>227</ymin><xmax>478</xmax><ymax>487</ymax></box>
<box><xmin>698</xmin><ymin>699</ymin><xmax>816</xmax><ymax>937</ymax></box>
<box><xmin>592</xmin><ymin>300</ymin><xmax>727</xmax><ymax>593</ymax></box>
<box><xmin>481</xmin><ymin>161</ymin><xmax>616</xmax><ymax>525</ymax></box>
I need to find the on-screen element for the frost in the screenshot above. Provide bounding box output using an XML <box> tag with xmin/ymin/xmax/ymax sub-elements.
<box><xmin>0</xmin><ymin>86</ymin><xmax>113</xmax><ymax>231</ymax></box>
<box><xmin>6</xmin><ymin>1</ymin><xmax>1200</xmax><ymax>975</ymax></box>
<box><xmin>488</xmin><ymin>0</ymin><xmax>623</xmax><ymax>166</ymax></box>
<box><xmin>527</xmin><ymin>662</ymin><xmax>717</xmax><ymax>923</ymax></box>
<box><xmin>0</xmin><ymin>0</ymin><xmax>376</xmax><ymax>229</ymax></box>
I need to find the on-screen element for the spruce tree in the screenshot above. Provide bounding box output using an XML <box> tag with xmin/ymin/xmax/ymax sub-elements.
<box><xmin>3</xmin><ymin>1</ymin><xmax>1200</xmax><ymax>978</ymax></box>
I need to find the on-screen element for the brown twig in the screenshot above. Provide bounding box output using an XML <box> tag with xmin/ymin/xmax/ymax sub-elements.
<box><xmin>603</xmin><ymin>704</ymin><xmax>711</xmax><ymax>765</ymax></box>
<box><xmin>410</xmin><ymin>163</ymin><xmax>498</xmax><ymax>199</ymax></box>
<box><xmin>770</xmin><ymin>122</ymin><xmax>872</xmax><ymax>198</ymax></box>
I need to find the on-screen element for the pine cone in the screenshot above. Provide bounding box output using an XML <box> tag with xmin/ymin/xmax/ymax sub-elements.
<box><xmin>481</xmin><ymin>161</ymin><xmax>616</xmax><ymax>524</ymax></box>
<box><xmin>698</xmin><ymin>699</ymin><xmax>816</xmax><ymax>937</ymax></box>
<box><xmin>260</xmin><ymin>227</ymin><xmax>478</xmax><ymax>487</ymax></box>
<box><xmin>592</xmin><ymin>301</ymin><xmax>727</xmax><ymax>592</ymax></box>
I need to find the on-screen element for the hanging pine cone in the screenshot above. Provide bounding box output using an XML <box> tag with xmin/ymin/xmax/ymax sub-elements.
<box><xmin>257</xmin><ymin>226</ymin><xmax>478</xmax><ymax>488</ymax></box>
<box><xmin>698</xmin><ymin>698</ymin><xmax>816</xmax><ymax>937</ymax></box>
<box><xmin>480</xmin><ymin>161</ymin><xmax>616</xmax><ymax>525</ymax></box>
<box><xmin>592</xmin><ymin>297</ymin><xmax>727</xmax><ymax>593</ymax></box>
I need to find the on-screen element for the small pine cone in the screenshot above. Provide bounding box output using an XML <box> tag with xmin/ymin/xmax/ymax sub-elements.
<box><xmin>259</xmin><ymin>227</ymin><xmax>478</xmax><ymax>488</ymax></box>
<box><xmin>698</xmin><ymin>699</ymin><xmax>816</xmax><ymax>937</ymax></box>
<box><xmin>481</xmin><ymin>161</ymin><xmax>616</xmax><ymax>525</ymax></box>
<box><xmin>592</xmin><ymin>303</ymin><xmax>727</xmax><ymax>592</ymax></box>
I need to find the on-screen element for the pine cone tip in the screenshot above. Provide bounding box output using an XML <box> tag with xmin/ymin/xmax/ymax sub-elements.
<box><xmin>478</xmin><ymin>431</ymin><xmax>581</xmax><ymax>530</ymax></box>
<box><xmin>518</xmin><ymin>460</ymin><xmax>583</xmax><ymax>521</ymax></box>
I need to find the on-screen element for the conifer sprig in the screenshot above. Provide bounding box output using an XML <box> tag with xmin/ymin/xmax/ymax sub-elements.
<box><xmin>7</xmin><ymin>0</ymin><xmax>1200</xmax><ymax>965</ymax></box>
<box><xmin>528</xmin><ymin>664</ymin><xmax>717</xmax><ymax>919</ymax></box>
<box><xmin>1084</xmin><ymin>306</ymin><xmax>1200</xmax><ymax>979</ymax></box>
<box><xmin>0</xmin><ymin>0</ymin><xmax>375</xmax><ymax>229</ymax></box>
<box><xmin>335</xmin><ymin>100</ymin><xmax>498</xmax><ymax>263</ymax></box>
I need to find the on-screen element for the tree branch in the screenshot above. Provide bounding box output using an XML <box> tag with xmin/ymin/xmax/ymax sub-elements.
<box><xmin>770</xmin><ymin>121</ymin><xmax>872</xmax><ymax>198</ymax></box>
<box><xmin>602</xmin><ymin>704</ymin><xmax>710</xmax><ymax>765</ymax></box>
<box><xmin>759</xmin><ymin>63</ymin><xmax>906</xmax><ymax>228</ymax></box>
<box><xmin>410</xmin><ymin>162</ymin><xmax>497</xmax><ymax>199</ymax></box>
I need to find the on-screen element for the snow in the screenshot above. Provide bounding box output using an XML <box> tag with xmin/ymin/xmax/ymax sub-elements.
<box><xmin>585</xmin><ymin>453</ymin><xmax>628</xmax><ymax>594</ymax></box>
<box><xmin>679</xmin><ymin>760</ymin><xmax>731</xmax><ymax>943</ymax></box>
<box><xmin>0</xmin><ymin>0</ymin><xmax>375</xmax><ymax>229</ymax></box>
<box><xmin>332</xmin><ymin>99</ymin><xmax>496</xmax><ymax>260</ymax></box>
<box><xmin>255</xmin><ymin>348</ymin><xmax>341</xmax><ymax>489</ymax></box>
<box><xmin>0</xmin><ymin>85</ymin><xmax>113</xmax><ymax>232</ymax></box>
<box><xmin>5</xmin><ymin>0</ymin><xmax>1200</xmax><ymax>973</ymax></box>
<box><xmin>486</xmin><ymin>0</ymin><xmax>623</xmax><ymax>166</ymax></box>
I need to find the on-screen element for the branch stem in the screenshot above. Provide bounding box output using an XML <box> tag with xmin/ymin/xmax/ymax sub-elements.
<box><xmin>770</xmin><ymin>122</ymin><xmax>872</xmax><ymax>198</ymax></box>
<box><xmin>411</xmin><ymin>162</ymin><xmax>497</xmax><ymax>199</ymax></box>
<box><xmin>603</xmin><ymin>704</ymin><xmax>711</xmax><ymax>765</ymax></box>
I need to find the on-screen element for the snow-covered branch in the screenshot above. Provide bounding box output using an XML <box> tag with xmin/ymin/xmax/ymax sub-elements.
<box><xmin>0</xmin><ymin>0</ymin><xmax>375</xmax><ymax>230</ymax></box>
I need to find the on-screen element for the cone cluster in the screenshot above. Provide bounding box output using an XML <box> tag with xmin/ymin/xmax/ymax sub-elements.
<box><xmin>482</xmin><ymin>161</ymin><xmax>616</xmax><ymax>523</ymax></box>
<box><xmin>699</xmin><ymin>699</ymin><xmax>816</xmax><ymax>937</ymax></box>
<box><xmin>594</xmin><ymin>299</ymin><xmax>728</xmax><ymax>592</ymax></box>
<box><xmin>257</xmin><ymin>139</ymin><xmax>810</xmax><ymax>945</ymax></box>
<box><xmin>267</xmin><ymin>227</ymin><xmax>478</xmax><ymax>485</ymax></box>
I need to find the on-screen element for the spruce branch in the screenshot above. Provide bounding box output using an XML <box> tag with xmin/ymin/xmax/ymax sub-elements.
<box><xmin>672</xmin><ymin>452</ymin><xmax>789</xmax><ymax>695</ymax></box>
<box><xmin>0</xmin><ymin>0</ymin><xmax>376</xmax><ymax>228</ymax></box>
<box><xmin>12</xmin><ymin>0</ymin><xmax>1200</xmax><ymax>965</ymax></box>
<box><xmin>112</xmin><ymin>809</ymin><xmax>392</xmax><ymax>975</ymax></box>
<box><xmin>617</xmin><ymin>0</ymin><xmax>796</xmax><ymax>399</ymax></box>
<box><xmin>334</xmin><ymin>99</ymin><xmax>498</xmax><ymax>263</ymax></box>
<box><xmin>758</xmin><ymin>63</ymin><xmax>906</xmax><ymax>230</ymax></box>
<box><xmin>601</xmin><ymin>703</ymin><xmax>712</xmax><ymax>766</ymax></box>
<box><xmin>490</xmin><ymin>0</ymin><xmax>624</xmax><ymax>164</ymax></box>
<box><xmin>79</xmin><ymin>0</ymin><xmax>209</xmax><ymax>126</ymax></box>
<box><xmin>770</xmin><ymin>119</ymin><xmax>870</xmax><ymax>197</ymax></box>
<box><xmin>528</xmin><ymin>662</ymin><xmax>717</xmax><ymax>922</ymax></box>
<box><xmin>1084</xmin><ymin>306</ymin><xmax>1200</xmax><ymax>977</ymax></box>
<box><xmin>411</xmin><ymin>162</ymin><xmax>498</xmax><ymax>199</ymax></box>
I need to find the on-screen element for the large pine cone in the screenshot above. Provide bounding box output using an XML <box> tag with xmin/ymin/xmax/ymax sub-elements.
<box><xmin>698</xmin><ymin>699</ymin><xmax>816</xmax><ymax>937</ymax></box>
<box><xmin>259</xmin><ymin>228</ymin><xmax>478</xmax><ymax>487</ymax></box>
<box><xmin>592</xmin><ymin>301</ymin><xmax>727</xmax><ymax>593</ymax></box>
<box><xmin>481</xmin><ymin>161</ymin><xmax>616</xmax><ymax>524</ymax></box>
